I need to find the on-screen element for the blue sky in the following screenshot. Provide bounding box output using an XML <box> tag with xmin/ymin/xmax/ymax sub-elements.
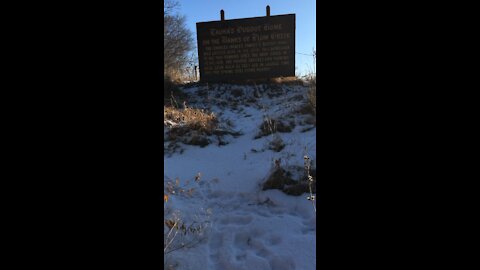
<box><xmin>175</xmin><ymin>0</ymin><xmax>316</xmax><ymax>76</ymax></box>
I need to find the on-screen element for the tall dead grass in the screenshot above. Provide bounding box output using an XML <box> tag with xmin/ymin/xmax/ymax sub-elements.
<box><xmin>164</xmin><ymin>106</ymin><xmax>218</xmax><ymax>135</ymax></box>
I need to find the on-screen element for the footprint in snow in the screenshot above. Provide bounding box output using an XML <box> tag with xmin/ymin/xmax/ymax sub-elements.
<box><xmin>208</xmin><ymin>230</ymin><xmax>224</xmax><ymax>249</ymax></box>
<box><xmin>301</xmin><ymin>216</ymin><xmax>316</xmax><ymax>235</ymax></box>
<box><xmin>231</xmin><ymin>229</ymin><xmax>274</xmax><ymax>269</ymax></box>
<box><xmin>267</xmin><ymin>234</ymin><xmax>282</xmax><ymax>246</ymax></box>
<box><xmin>219</xmin><ymin>215</ymin><xmax>253</xmax><ymax>226</ymax></box>
<box><xmin>269</xmin><ymin>255</ymin><xmax>296</xmax><ymax>270</ymax></box>
<box><xmin>233</xmin><ymin>231</ymin><xmax>250</xmax><ymax>250</ymax></box>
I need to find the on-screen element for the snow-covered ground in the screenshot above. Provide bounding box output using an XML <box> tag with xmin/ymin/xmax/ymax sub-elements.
<box><xmin>164</xmin><ymin>82</ymin><xmax>316</xmax><ymax>270</ymax></box>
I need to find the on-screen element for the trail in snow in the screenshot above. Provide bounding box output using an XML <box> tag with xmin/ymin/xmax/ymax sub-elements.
<box><xmin>164</xmin><ymin>83</ymin><xmax>316</xmax><ymax>270</ymax></box>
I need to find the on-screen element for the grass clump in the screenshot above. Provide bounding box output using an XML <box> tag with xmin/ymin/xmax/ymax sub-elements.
<box><xmin>255</xmin><ymin>116</ymin><xmax>295</xmax><ymax>139</ymax></box>
<box><xmin>164</xmin><ymin>106</ymin><xmax>218</xmax><ymax>135</ymax></box>
<box><xmin>262</xmin><ymin>157</ymin><xmax>317</xmax><ymax>198</ymax></box>
<box><xmin>269</xmin><ymin>76</ymin><xmax>305</xmax><ymax>86</ymax></box>
<box><xmin>164</xmin><ymin>105</ymin><xmax>218</xmax><ymax>147</ymax></box>
<box><xmin>262</xmin><ymin>166</ymin><xmax>296</xmax><ymax>191</ymax></box>
<box><xmin>268</xmin><ymin>135</ymin><xmax>286</xmax><ymax>152</ymax></box>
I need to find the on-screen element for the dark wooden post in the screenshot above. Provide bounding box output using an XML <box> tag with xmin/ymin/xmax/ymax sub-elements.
<box><xmin>220</xmin><ymin>10</ymin><xmax>225</xmax><ymax>21</ymax></box>
<box><xmin>266</xmin><ymin>5</ymin><xmax>270</xmax><ymax>16</ymax></box>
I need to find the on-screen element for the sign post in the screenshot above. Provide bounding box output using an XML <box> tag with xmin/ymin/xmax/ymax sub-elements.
<box><xmin>196</xmin><ymin>7</ymin><xmax>295</xmax><ymax>82</ymax></box>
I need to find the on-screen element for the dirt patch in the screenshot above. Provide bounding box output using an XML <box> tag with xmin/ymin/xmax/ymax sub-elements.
<box><xmin>283</xmin><ymin>182</ymin><xmax>311</xmax><ymax>196</ymax></box>
<box><xmin>268</xmin><ymin>136</ymin><xmax>285</xmax><ymax>152</ymax></box>
<box><xmin>262</xmin><ymin>168</ymin><xmax>296</xmax><ymax>191</ymax></box>
<box><xmin>262</xmin><ymin>166</ymin><xmax>316</xmax><ymax>196</ymax></box>
<box><xmin>188</xmin><ymin>135</ymin><xmax>210</xmax><ymax>147</ymax></box>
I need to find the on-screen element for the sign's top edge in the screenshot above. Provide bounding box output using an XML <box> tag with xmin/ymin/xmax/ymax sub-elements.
<box><xmin>196</xmin><ymin>13</ymin><xmax>295</xmax><ymax>25</ymax></box>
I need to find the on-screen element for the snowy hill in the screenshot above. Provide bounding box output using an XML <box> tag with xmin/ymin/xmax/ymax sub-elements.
<box><xmin>164</xmin><ymin>82</ymin><xmax>316</xmax><ymax>270</ymax></box>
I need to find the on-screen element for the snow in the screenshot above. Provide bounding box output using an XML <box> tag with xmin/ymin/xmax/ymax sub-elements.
<box><xmin>164</xmin><ymin>82</ymin><xmax>316</xmax><ymax>270</ymax></box>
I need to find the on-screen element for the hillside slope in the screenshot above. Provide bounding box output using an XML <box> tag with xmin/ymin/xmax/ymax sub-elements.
<box><xmin>164</xmin><ymin>82</ymin><xmax>317</xmax><ymax>270</ymax></box>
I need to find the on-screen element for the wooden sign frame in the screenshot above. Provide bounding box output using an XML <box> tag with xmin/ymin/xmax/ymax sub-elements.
<box><xmin>196</xmin><ymin>12</ymin><xmax>295</xmax><ymax>82</ymax></box>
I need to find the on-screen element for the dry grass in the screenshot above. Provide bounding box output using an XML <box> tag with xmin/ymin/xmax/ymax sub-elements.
<box><xmin>307</xmin><ymin>77</ymin><xmax>316</xmax><ymax>116</ymax></box>
<box><xmin>269</xmin><ymin>76</ymin><xmax>305</xmax><ymax>85</ymax></box>
<box><xmin>164</xmin><ymin>106</ymin><xmax>218</xmax><ymax>135</ymax></box>
<box><xmin>164</xmin><ymin>78</ymin><xmax>178</xmax><ymax>106</ymax></box>
<box><xmin>255</xmin><ymin>116</ymin><xmax>295</xmax><ymax>139</ymax></box>
<box><xmin>164</xmin><ymin>76</ymin><xmax>191</xmax><ymax>107</ymax></box>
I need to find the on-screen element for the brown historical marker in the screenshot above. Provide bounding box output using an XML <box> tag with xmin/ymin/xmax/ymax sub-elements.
<box><xmin>196</xmin><ymin>7</ymin><xmax>295</xmax><ymax>82</ymax></box>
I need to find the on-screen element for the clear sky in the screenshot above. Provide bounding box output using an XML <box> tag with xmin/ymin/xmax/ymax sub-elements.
<box><xmin>175</xmin><ymin>0</ymin><xmax>316</xmax><ymax>77</ymax></box>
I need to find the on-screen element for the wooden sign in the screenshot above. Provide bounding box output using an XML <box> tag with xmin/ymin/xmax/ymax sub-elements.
<box><xmin>196</xmin><ymin>10</ymin><xmax>295</xmax><ymax>82</ymax></box>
